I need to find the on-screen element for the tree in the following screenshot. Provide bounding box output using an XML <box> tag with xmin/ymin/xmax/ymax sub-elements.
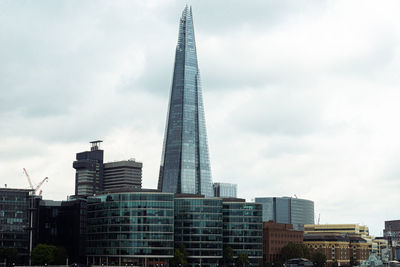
<box><xmin>237</xmin><ymin>253</ymin><xmax>250</xmax><ymax>267</ymax></box>
<box><xmin>31</xmin><ymin>244</ymin><xmax>68</xmax><ymax>265</ymax></box>
<box><xmin>31</xmin><ymin>244</ymin><xmax>55</xmax><ymax>265</ymax></box>
<box><xmin>223</xmin><ymin>245</ymin><xmax>234</xmax><ymax>266</ymax></box>
<box><xmin>171</xmin><ymin>244</ymin><xmax>188</xmax><ymax>266</ymax></box>
<box><xmin>311</xmin><ymin>252</ymin><xmax>326</xmax><ymax>267</ymax></box>
<box><xmin>280</xmin><ymin>242</ymin><xmax>311</xmax><ymax>261</ymax></box>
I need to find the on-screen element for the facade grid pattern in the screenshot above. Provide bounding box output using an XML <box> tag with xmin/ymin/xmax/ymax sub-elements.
<box><xmin>86</xmin><ymin>192</ymin><xmax>174</xmax><ymax>266</ymax></box>
<box><xmin>174</xmin><ymin>197</ymin><xmax>223</xmax><ymax>267</ymax></box>
<box><xmin>222</xmin><ymin>201</ymin><xmax>263</xmax><ymax>266</ymax></box>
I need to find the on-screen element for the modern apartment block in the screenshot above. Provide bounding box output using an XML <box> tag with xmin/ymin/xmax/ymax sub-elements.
<box><xmin>262</xmin><ymin>222</ymin><xmax>303</xmax><ymax>263</ymax></box>
<box><xmin>213</xmin><ymin>182</ymin><xmax>237</xmax><ymax>198</ymax></box>
<box><xmin>73</xmin><ymin>141</ymin><xmax>104</xmax><ymax>196</ymax></box>
<box><xmin>158</xmin><ymin>6</ymin><xmax>213</xmax><ymax>197</ymax></box>
<box><xmin>174</xmin><ymin>195</ymin><xmax>223</xmax><ymax>267</ymax></box>
<box><xmin>103</xmin><ymin>159</ymin><xmax>142</xmax><ymax>192</ymax></box>
<box><xmin>255</xmin><ymin>196</ymin><xmax>314</xmax><ymax>230</ymax></box>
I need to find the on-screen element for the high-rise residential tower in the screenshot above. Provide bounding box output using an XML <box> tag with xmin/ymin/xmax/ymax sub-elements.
<box><xmin>158</xmin><ymin>6</ymin><xmax>213</xmax><ymax>197</ymax></box>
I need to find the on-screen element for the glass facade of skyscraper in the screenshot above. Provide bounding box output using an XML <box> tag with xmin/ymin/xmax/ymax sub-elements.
<box><xmin>86</xmin><ymin>191</ymin><xmax>174</xmax><ymax>266</ymax></box>
<box><xmin>255</xmin><ymin>197</ymin><xmax>314</xmax><ymax>230</ymax></box>
<box><xmin>213</xmin><ymin>182</ymin><xmax>237</xmax><ymax>198</ymax></box>
<box><xmin>158</xmin><ymin>6</ymin><xmax>213</xmax><ymax>197</ymax></box>
<box><xmin>222</xmin><ymin>200</ymin><xmax>263</xmax><ymax>266</ymax></box>
<box><xmin>174</xmin><ymin>196</ymin><xmax>223</xmax><ymax>267</ymax></box>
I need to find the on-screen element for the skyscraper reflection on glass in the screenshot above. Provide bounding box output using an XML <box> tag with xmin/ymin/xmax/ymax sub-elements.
<box><xmin>158</xmin><ymin>6</ymin><xmax>213</xmax><ymax>197</ymax></box>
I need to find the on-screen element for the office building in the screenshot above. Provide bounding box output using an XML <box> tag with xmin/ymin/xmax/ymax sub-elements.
<box><xmin>0</xmin><ymin>188</ymin><xmax>38</xmax><ymax>265</ymax></box>
<box><xmin>73</xmin><ymin>141</ymin><xmax>104</xmax><ymax>196</ymax></box>
<box><xmin>262</xmin><ymin>222</ymin><xmax>303</xmax><ymax>263</ymax></box>
<box><xmin>222</xmin><ymin>198</ymin><xmax>263</xmax><ymax>266</ymax></box>
<box><xmin>255</xmin><ymin>197</ymin><xmax>314</xmax><ymax>230</ymax></box>
<box><xmin>86</xmin><ymin>190</ymin><xmax>174</xmax><ymax>266</ymax></box>
<box><xmin>158</xmin><ymin>6</ymin><xmax>213</xmax><ymax>197</ymax></box>
<box><xmin>213</xmin><ymin>182</ymin><xmax>237</xmax><ymax>198</ymax></box>
<box><xmin>384</xmin><ymin>220</ymin><xmax>400</xmax><ymax>260</ymax></box>
<box><xmin>35</xmin><ymin>199</ymin><xmax>87</xmax><ymax>263</ymax></box>
<box><xmin>103</xmin><ymin>160</ymin><xmax>142</xmax><ymax>192</ymax></box>
<box><xmin>174</xmin><ymin>195</ymin><xmax>223</xmax><ymax>267</ymax></box>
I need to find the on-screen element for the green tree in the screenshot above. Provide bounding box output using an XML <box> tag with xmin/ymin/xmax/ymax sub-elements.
<box><xmin>171</xmin><ymin>244</ymin><xmax>188</xmax><ymax>266</ymax></box>
<box><xmin>31</xmin><ymin>244</ymin><xmax>67</xmax><ymax>265</ymax></box>
<box><xmin>280</xmin><ymin>242</ymin><xmax>311</xmax><ymax>261</ymax></box>
<box><xmin>311</xmin><ymin>252</ymin><xmax>326</xmax><ymax>267</ymax></box>
<box><xmin>237</xmin><ymin>253</ymin><xmax>250</xmax><ymax>267</ymax></box>
<box><xmin>31</xmin><ymin>244</ymin><xmax>56</xmax><ymax>265</ymax></box>
<box><xmin>223</xmin><ymin>245</ymin><xmax>234</xmax><ymax>266</ymax></box>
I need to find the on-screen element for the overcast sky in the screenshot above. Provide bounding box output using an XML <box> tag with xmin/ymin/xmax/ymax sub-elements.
<box><xmin>1</xmin><ymin>0</ymin><xmax>400</xmax><ymax>236</ymax></box>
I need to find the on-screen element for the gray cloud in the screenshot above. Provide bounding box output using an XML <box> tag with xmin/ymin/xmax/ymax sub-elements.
<box><xmin>1</xmin><ymin>0</ymin><xmax>400</xmax><ymax>236</ymax></box>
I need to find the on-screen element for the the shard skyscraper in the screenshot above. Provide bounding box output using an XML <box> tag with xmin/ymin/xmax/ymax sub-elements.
<box><xmin>158</xmin><ymin>6</ymin><xmax>213</xmax><ymax>197</ymax></box>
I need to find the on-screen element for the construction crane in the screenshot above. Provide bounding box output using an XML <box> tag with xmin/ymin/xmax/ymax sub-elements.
<box><xmin>23</xmin><ymin>168</ymin><xmax>49</xmax><ymax>196</ymax></box>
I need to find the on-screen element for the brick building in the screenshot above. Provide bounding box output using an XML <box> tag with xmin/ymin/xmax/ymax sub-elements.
<box><xmin>262</xmin><ymin>221</ymin><xmax>303</xmax><ymax>263</ymax></box>
<box><xmin>304</xmin><ymin>224</ymin><xmax>372</xmax><ymax>266</ymax></box>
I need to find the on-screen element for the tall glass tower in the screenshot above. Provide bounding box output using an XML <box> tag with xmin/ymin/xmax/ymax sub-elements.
<box><xmin>158</xmin><ymin>6</ymin><xmax>213</xmax><ymax>197</ymax></box>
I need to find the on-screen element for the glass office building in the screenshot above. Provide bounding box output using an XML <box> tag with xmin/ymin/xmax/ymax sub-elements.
<box><xmin>222</xmin><ymin>199</ymin><xmax>263</xmax><ymax>266</ymax></box>
<box><xmin>174</xmin><ymin>195</ymin><xmax>223</xmax><ymax>267</ymax></box>
<box><xmin>158</xmin><ymin>6</ymin><xmax>213</xmax><ymax>197</ymax></box>
<box><xmin>213</xmin><ymin>183</ymin><xmax>237</xmax><ymax>198</ymax></box>
<box><xmin>255</xmin><ymin>197</ymin><xmax>314</xmax><ymax>230</ymax></box>
<box><xmin>35</xmin><ymin>199</ymin><xmax>87</xmax><ymax>263</ymax></box>
<box><xmin>86</xmin><ymin>190</ymin><xmax>174</xmax><ymax>266</ymax></box>
<box><xmin>0</xmin><ymin>188</ymin><xmax>37</xmax><ymax>265</ymax></box>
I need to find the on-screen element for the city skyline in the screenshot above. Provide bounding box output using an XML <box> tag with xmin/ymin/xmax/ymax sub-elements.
<box><xmin>1</xmin><ymin>0</ymin><xmax>400</xmax><ymax>236</ymax></box>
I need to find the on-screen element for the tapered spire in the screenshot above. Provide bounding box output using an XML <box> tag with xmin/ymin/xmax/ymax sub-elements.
<box><xmin>158</xmin><ymin>6</ymin><xmax>213</xmax><ymax>197</ymax></box>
